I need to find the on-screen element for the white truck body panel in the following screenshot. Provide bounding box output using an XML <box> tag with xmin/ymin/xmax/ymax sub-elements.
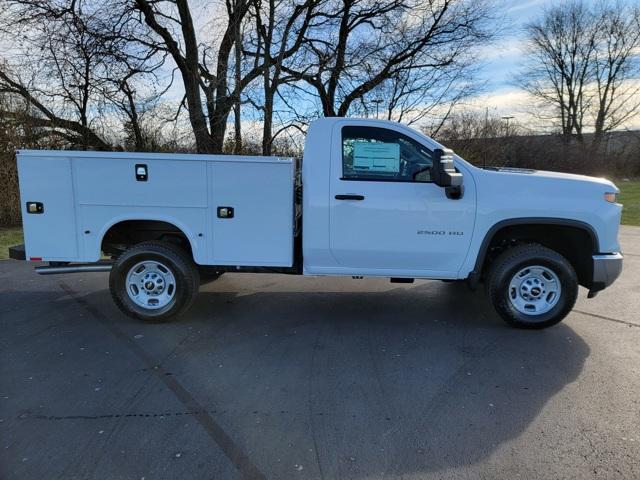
<box><xmin>17</xmin><ymin>151</ymin><xmax>295</xmax><ymax>267</ymax></box>
<box><xmin>16</xmin><ymin>117</ymin><xmax>622</xmax><ymax>283</ymax></box>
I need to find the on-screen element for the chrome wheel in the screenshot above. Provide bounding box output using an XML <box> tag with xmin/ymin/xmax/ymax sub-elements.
<box><xmin>508</xmin><ymin>265</ymin><xmax>561</xmax><ymax>316</ymax></box>
<box><xmin>125</xmin><ymin>260</ymin><xmax>176</xmax><ymax>310</ymax></box>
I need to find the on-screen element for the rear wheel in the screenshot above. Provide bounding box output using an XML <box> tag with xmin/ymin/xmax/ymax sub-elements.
<box><xmin>487</xmin><ymin>244</ymin><xmax>578</xmax><ymax>329</ymax></box>
<box><xmin>109</xmin><ymin>241</ymin><xmax>199</xmax><ymax>322</ymax></box>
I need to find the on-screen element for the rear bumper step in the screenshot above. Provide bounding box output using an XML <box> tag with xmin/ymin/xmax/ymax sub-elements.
<box><xmin>9</xmin><ymin>244</ymin><xmax>26</xmax><ymax>261</ymax></box>
<box><xmin>35</xmin><ymin>261</ymin><xmax>113</xmax><ymax>275</ymax></box>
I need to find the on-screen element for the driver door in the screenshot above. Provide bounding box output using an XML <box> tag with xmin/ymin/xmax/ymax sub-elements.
<box><xmin>329</xmin><ymin>124</ymin><xmax>475</xmax><ymax>275</ymax></box>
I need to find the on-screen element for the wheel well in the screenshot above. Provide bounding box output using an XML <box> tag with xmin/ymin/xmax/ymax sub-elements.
<box><xmin>479</xmin><ymin>223</ymin><xmax>596</xmax><ymax>287</ymax></box>
<box><xmin>101</xmin><ymin>220</ymin><xmax>193</xmax><ymax>259</ymax></box>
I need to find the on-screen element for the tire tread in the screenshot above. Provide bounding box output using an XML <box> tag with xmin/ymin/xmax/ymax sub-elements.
<box><xmin>109</xmin><ymin>241</ymin><xmax>199</xmax><ymax>322</ymax></box>
<box><xmin>487</xmin><ymin>243</ymin><xmax>578</xmax><ymax>329</ymax></box>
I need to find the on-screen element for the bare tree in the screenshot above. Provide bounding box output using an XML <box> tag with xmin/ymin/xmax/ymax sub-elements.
<box><xmin>0</xmin><ymin>0</ymin><xmax>169</xmax><ymax>150</ymax></box>
<box><xmin>519</xmin><ymin>1</ymin><xmax>597</xmax><ymax>141</ymax></box>
<box><xmin>131</xmin><ymin>0</ymin><xmax>279</xmax><ymax>153</ymax></box>
<box><xmin>96</xmin><ymin>3</ymin><xmax>170</xmax><ymax>151</ymax></box>
<box><xmin>519</xmin><ymin>1</ymin><xmax>640</xmax><ymax>142</ymax></box>
<box><xmin>232</xmin><ymin>0</ymin><xmax>244</xmax><ymax>153</ymax></box>
<box><xmin>1</xmin><ymin>0</ymin><xmax>497</xmax><ymax>156</ymax></box>
<box><xmin>130</xmin><ymin>0</ymin><xmax>216</xmax><ymax>152</ymax></box>
<box><xmin>0</xmin><ymin>2</ymin><xmax>114</xmax><ymax>149</ymax></box>
<box><xmin>0</xmin><ymin>67</ymin><xmax>111</xmax><ymax>149</ymax></box>
<box><xmin>0</xmin><ymin>0</ymin><xmax>318</xmax><ymax>154</ymax></box>
<box><xmin>362</xmin><ymin>56</ymin><xmax>478</xmax><ymax>136</ymax></box>
<box><xmin>246</xmin><ymin>0</ymin><xmax>320</xmax><ymax>154</ymax></box>
<box><xmin>591</xmin><ymin>2</ymin><xmax>640</xmax><ymax>143</ymax></box>
<box><xmin>282</xmin><ymin>0</ymin><xmax>494</xmax><ymax>119</ymax></box>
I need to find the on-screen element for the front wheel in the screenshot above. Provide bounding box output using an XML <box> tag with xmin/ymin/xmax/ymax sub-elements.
<box><xmin>109</xmin><ymin>241</ymin><xmax>200</xmax><ymax>322</ymax></box>
<box><xmin>487</xmin><ymin>244</ymin><xmax>578</xmax><ymax>329</ymax></box>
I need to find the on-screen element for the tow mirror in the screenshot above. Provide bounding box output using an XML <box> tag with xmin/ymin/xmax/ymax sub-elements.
<box><xmin>432</xmin><ymin>148</ymin><xmax>462</xmax><ymax>188</ymax></box>
<box><xmin>432</xmin><ymin>148</ymin><xmax>463</xmax><ymax>199</ymax></box>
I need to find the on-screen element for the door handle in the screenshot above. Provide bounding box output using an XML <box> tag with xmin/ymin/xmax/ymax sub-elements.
<box><xmin>335</xmin><ymin>194</ymin><xmax>365</xmax><ymax>200</ymax></box>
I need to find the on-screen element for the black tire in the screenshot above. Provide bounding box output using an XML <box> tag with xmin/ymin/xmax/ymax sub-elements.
<box><xmin>109</xmin><ymin>241</ymin><xmax>200</xmax><ymax>322</ymax></box>
<box><xmin>486</xmin><ymin>244</ymin><xmax>578</xmax><ymax>329</ymax></box>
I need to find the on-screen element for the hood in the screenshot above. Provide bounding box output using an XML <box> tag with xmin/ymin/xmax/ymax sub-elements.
<box><xmin>479</xmin><ymin>166</ymin><xmax>618</xmax><ymax>192</ymax></box>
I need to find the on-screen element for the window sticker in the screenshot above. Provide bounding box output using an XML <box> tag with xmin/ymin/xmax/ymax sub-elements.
<box><xmin>353</xmin><ymin>142</ymin><xmax>400</xmax><ymax>173</ymax></box>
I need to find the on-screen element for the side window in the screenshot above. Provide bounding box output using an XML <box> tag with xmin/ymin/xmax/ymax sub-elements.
<box><xmin>342</xmin><ymin>126</ymin><xmax>433</xmax><ymax>182</ymax></box>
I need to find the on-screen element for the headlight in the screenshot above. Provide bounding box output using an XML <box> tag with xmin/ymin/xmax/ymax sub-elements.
<box><xmin>604</xmin><ymin>192</ymin><xmax>619</xmax><ymax>203</ymax></box>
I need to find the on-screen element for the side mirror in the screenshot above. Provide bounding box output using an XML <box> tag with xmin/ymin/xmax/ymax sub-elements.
<box><xmin>432</xmin><ymin>148</ymin><xmax>463</xmax><ymax>188</ymax></box>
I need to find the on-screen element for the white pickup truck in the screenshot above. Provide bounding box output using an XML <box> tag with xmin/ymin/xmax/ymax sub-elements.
<box><xmin>10</xmin><ymin>117</ymin><xmax>623</xmax><ymax>328</ymax></box>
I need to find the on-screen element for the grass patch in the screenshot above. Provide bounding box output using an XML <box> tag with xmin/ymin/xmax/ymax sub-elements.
<box><xmin>0</xmin><ymin>226</ymin><xmax>23</xmax><ymax>260</ymax></box>
<box><xmin>619</xmin><ymin>180</ymin><xmax>640</xmax><ymax>226</ymax></box>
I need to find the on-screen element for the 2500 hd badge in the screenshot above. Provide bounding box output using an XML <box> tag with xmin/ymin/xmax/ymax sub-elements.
<box><xmin>417</xmin><ymin>230</ymin><xmax>464</xmax><ymax>236</ymax></box>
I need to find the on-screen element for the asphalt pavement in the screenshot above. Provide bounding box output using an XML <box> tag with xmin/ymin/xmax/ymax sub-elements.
<box><xmin>1</xmin><ymin>227</ymin><xmax>639</xmax><ymax>479</ymax></box>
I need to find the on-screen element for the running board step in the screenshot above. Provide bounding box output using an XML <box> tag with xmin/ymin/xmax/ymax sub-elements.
<box><xmin>35</xmin><ymin>261</ymin><xmax>113</xmax><ymax>275</ymax></box>
<box><xmin>390</xmin><ymin>278</ymin><xmax>414</xmax><ymax>283</ymax></box>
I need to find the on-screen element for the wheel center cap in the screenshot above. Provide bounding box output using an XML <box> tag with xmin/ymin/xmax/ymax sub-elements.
<box><xmin>530</xmin><ymin>287</ymin><xmax>541</xmax><ymax>297</ymax></box>
<box><xmin>145</xmin><ymin>281</ymin><xmax>155</xmax><ymax>290</ymax></box>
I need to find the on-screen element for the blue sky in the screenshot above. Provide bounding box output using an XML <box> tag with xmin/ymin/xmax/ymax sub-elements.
<box><xmin>154</xmin><ymin>0</ymin><xmax>640</xmax><ymax>133</ymax></box>
<box><xmin>464</xmin><ymin>0</ymin><xmax>640</xmax><ymax>130</ymax></box>
<box><xmin>478</xmin><ymin>0</ymin><xmax>558</xmax><ymax>92</ymax></box>
<box><xmin>451</xmin><ymin>0</ymin><xmax>548</xmax><ymax>126</ymax></box>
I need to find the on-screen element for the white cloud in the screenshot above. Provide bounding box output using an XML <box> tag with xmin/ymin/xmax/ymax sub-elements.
<box><xmin>462</xmin><ymin>84</ymin><xmax>640</xmax><ymax>132</ymax></box>
<box><xmin>506</xmin><ymin>0</ymin><xmax>553</xmax><ymax>14</ymax></box>
<box><xmin>477</xmin><ymin>38</ymin><xmax>526</xmax><ymax>61</ymax></box>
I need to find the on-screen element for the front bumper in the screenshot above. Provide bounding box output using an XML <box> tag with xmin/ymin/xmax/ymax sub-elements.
<box><xmin>588</xmin><ymin>252</ymin><xmax>623</xmax><ymax>296</ymax></box>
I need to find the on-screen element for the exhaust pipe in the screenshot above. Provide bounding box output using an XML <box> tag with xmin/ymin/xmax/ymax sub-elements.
<box><xmin>35</xmin><ymin>261</ymin><xmax>113</xmax><ymax>275</ymax></box>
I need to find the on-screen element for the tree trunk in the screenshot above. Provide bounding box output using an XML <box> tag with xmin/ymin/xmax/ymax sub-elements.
<box><xmin>184</xmin><ymin>78</ymin><xmax>215</xmax><ymax>153</ymax></box>
<box><xmin>135</xmin><ymin>0</ymin><xmax>215</xmax><ymax>153</ymax></box>
<box><xmin>263</xmin><ymin>88</ymin><xmax>274</xmax><ymax>155</ymax></box>
<box><xmin>233</xmin><ymin>3</ymin><xmax>242</xmax><ymax>154</ymax></box>
<box><xmin>209</xmin><ymin>102</ymin><xmax>233</xmax><ymax>153</ymax></box>
<box><xmin>592</xmin><ymin>96</ymin><xmax>607</xmax><ymax>146</ymax></box>
<box><xmin>176</xmin><ymin>0</ymin><xmax>215</xmax><ymax>153</ymax></box>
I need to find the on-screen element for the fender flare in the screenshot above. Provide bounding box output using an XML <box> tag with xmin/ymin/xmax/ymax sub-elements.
<box><xmin>467</xmin><ymin>217</ymin><xmax>599</xmax><ymax>288</ymax></box>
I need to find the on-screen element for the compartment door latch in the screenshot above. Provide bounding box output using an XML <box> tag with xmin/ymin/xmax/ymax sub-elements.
<box><xmin>26</xmin><ymin>202</ymin><xmax>44</xmax><ymax>214</ymax></box>
<box><xmin>217</xmin><ymin>206</ymin><xmax>234</xmax><ymax>219</ymax></box>
<box><xmin>135</xmin><ymin>164</ymin><xmax>148</xmax><ymax>181</ymax></box>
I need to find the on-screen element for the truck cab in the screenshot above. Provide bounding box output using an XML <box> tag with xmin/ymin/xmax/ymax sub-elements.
<box><xmin>11</xmin><ymin>117</ymin><xmax>623</xmax><ymax>329</ymax></box>
<box><xmin>302</xmin><ymin>118</ymin><xmax>473</xmax><ymax>278</ymax></box>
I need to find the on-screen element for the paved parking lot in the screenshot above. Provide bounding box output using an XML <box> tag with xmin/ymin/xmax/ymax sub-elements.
<box><xmin>1</xmin><ymin>227</ymin><xmax>639</xmax><ymax>479</ymax></box>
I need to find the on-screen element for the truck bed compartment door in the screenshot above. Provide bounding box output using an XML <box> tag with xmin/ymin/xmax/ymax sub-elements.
<box><xmin>17</xmin><ymin>156</ymin><xmax>79</xmax><ymax>260</ymax></box>
<box><xmin>210</xmin><ymin>160</ymin><xmax>294</xmax><ymax>267</ymax></box>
